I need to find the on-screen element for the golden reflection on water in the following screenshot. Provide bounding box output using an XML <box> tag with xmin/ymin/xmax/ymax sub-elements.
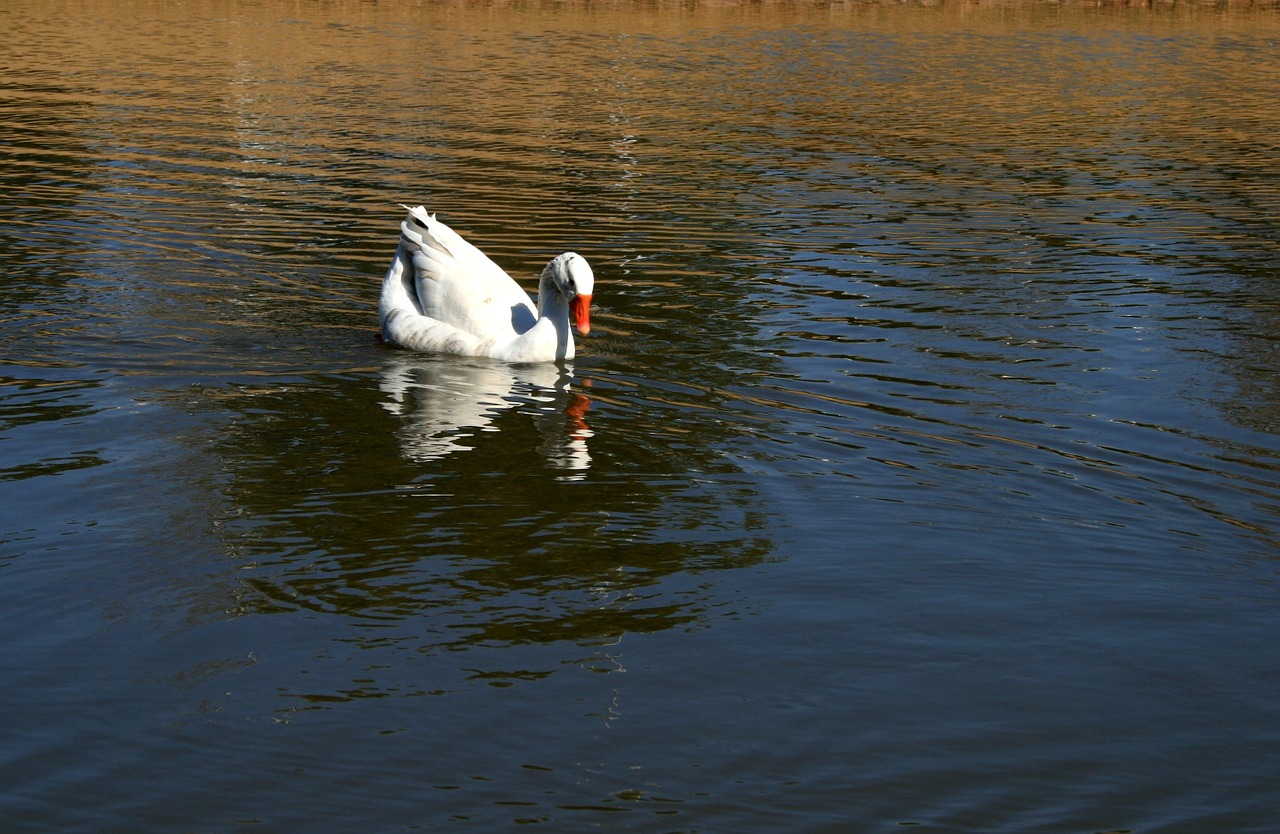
<box><xmin>10</xmin><ymin>0</ymin><xmax>1278</xmax><ymax>277</ymax></box>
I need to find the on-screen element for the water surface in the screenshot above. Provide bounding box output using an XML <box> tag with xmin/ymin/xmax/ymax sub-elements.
<box><xmin>2</xmin><ymin>1</ymin><xmax>1279</xmax><ymax>831</ymax></box>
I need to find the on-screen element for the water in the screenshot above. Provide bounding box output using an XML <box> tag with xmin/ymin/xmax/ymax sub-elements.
<box><xmin>2</xmin><ymin>1</ymin><xmax>1279</xmax><ymax>831</ymax></box>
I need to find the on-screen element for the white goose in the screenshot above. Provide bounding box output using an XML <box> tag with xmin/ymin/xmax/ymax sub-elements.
<box><xmin>379</xmin><ymin>206</ymin><xmax>594</xmax><ymax>362</ymax></box>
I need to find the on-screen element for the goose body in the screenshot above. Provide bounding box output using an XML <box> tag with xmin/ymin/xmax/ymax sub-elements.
<box><xmin>379</xmin><ymin>206</ymin><xmax>593</xmax><ymax>362</ymax></box>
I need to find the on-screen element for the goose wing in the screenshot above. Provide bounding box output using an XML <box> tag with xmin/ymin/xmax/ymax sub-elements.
<box><xmin>399</xmin><ymin>206</ymin><xmax>537</xmax><ymax>341</ymax></box>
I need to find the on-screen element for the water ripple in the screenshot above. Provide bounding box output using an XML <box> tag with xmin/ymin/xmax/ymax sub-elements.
<box><xmin>3</xmin><ymin>3</ymin><xmax>1280</xmax><ymax>831</ymax></box>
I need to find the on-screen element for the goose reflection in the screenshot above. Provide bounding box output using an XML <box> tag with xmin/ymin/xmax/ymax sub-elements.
<box><xmin>378</xmin><ymin>355</ymin><xmax>592</xmax><ymax>476</ymax></box>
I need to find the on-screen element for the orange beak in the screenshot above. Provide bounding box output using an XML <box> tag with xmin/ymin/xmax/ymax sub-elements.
<box><xmin>570</xmin><ymin>294</ymin><xmax>592</xmax><ymax>335</ymax></box>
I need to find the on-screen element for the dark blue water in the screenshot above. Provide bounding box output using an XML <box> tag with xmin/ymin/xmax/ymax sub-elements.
<box><xmin>2</xmin><ymin>1</ymin><xmax>1278</xmax><ymax>831</ymax></box>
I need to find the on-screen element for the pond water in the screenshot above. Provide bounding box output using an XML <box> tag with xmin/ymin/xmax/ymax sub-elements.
<box><xmin>2</xmin><ymin>1</ymin><xmax>1279</xmax><ymax>831</ymax></box>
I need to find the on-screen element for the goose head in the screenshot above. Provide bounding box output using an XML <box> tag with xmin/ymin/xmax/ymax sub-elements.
<box><xmin>544</xmin><ymin>252</ymin><xmax>594</xmax><ymax>335</ymax></box>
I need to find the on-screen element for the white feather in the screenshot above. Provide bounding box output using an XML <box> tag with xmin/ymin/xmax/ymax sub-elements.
<box><xmin>379</xmin><ymin>207</ymin><xmax>594</xmax><ymax>363</ymax></box>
